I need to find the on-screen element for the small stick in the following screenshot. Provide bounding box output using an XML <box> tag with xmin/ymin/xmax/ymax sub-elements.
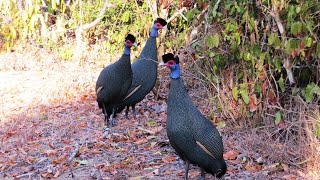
<box><xmin>68</xmin><ymin>141</ymin><xmax>81</xmax><ymax>162</ymax></box>
<box><xmin>16</xmin><ymin>172</ymin><xmax>34</xmax><ymax>179</ymax></box>
<box><xmin>137</xmin><ymin>126</ymin><xmax>156</xmax><ymax>135</ymax></box>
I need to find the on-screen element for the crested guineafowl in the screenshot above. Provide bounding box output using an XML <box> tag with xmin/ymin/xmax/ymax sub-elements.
<box><xmin>160</xmin><ymin>53</ymin><xmax>227</xmax><ymax>179</ymax></box>
<box><xmin>96</xmin><ymin>34</ymin><xmax>136</xmax><ymax>127</ymax></box>
<box><xmin>116</xmin><ymin>18</ymin><xmax>167</xmax><ymax>117</ymax></box>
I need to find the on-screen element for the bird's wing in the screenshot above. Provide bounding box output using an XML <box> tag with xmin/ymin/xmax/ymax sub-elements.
<box><xmin>96</xmin><ymin>86</ymin><xmax>103</xmax><ymax>94</ymax></box>
<box><xmin>191</xmin><ymin>111</ymin><xmax>224</xmax><ymax>160</ymax></box>
<box><xmin>122</xmin><ymin>84</ymin><xmax>142</xmax><ymax>101</ymax></box>
<box><xmin>195</xmin><ymin>128</ymin><xmax>224</xmax><ymax>159</ymax></box>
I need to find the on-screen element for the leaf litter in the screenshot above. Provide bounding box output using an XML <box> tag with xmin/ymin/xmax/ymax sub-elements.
<box><xmin>0</xmin><ymin>46</ymin><xmax>308</xmax><ymax>179</ymax></box>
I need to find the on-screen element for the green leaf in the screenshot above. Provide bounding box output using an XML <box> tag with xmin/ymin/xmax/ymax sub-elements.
<box><xmin>206</xmin><ymin>35</ymin><xmax>214</xmax><ymax>49</ymax></box>
<box><xmin>234</xmin><ymin>32</ymin><xmax>241</xmax><ymax>45</ymax></box>
<box><xmin>296</xmin><ymin>6</ymin><xmax>301</xmax><ymax>13</ymax></box>
<box><xmin>255</xmin><ymin>82</ymin><xmax>262</xmax><ymax>94</ymax></box>
<box><xmin>216</xmin><ymin>121</ymin><xmax>226</xmax><ymax>128</ymax></box>
<box><xmin>232</xmin><ymin>86</ymin><xmax>238</xmax><ymax>101</ymax></box>
<box><xmin>304</xmin><ymin>37</ymin><xmax>313</xmax><ymax>47</ymax></box>
<box><xmin>121</xmin><ymin>11</ymin><xmax>130</xmax><ymax>22</ymax></box>
<box><xmin>212</xmin><ymin>33</ymin><xmax>220</xmax><ymax>47</ymax></box>
<box><xmin>315</xmin><ymin>122</ymin><xmax>320</xmax><ymax>139</ymax></box>
<box><xmin>208</xmin><ymin>51</ymin><xmax>215</xmax><ymax>58</ymax></box>
<box><xmin>206</xmin><ymin>34</ymin><xmax>219</xmax><ymax>48</ymax></box>
<box><xmin>243</xmin><ymin>52</ymin><xmax>251</xmax><ymax>61</ymax></box>
<box><xmin>278</xmin><ymin>76</ymin><xmax>285</xmax><ymax>92</ymax></box>
<box><xmin>146</xmin><ymin>119</ymin><xmax>157</xmax><ymax>126</ymax></box>
<box><xmin>274</xmin><ymin>58</ymin><xmax>282</xmax><ymax>72</ymax></box>
<box><xmin>240</xmin><ymin>84</ymin><xmax>249</xmax><ymax>104</ymax></box>
<box><xmin>268</xmin><ymin>33</ymin><xmax>275</xmax><ymax>45</ymax></box>
<box><xmin>304</xmin><ymin>83</ymin><xmax>320</xmax><ymax>103</ymax></box>
<box><xmin>291</xmin><ymin>22</ymin><xmax>302</xmax><ymax>36</ymax></box>
<box><xmin>275</xmin><ymin>111</ymin><xmax>282</xmax><ymax>125</ymax></box>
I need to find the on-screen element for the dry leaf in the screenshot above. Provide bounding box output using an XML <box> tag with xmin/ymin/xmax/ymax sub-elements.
<box><xmin>162</xmin><ymin>155</ymin><xmax>177</xmax><ymax>163</ymax></box>
<box><xmin>223</xmin><ymin>150</ymin><xmax>239</xmax><ymax>160</ymax></box>
<box><xmin>244</xmin><ymin>162</ymin><xmax>263</xmax><ymax>171</ymax></box>
<box><xmin>53</xmin><ymin>170</ymin><xmax>61</xmax><ymax>178</ymax></box>
<box><xmin>52</xmin><ymin>154</ymin><xmax>67</xmax><ymax>164</ymax></box>
<box><xmin>249</xmin><ymin>94</ymin><xmax>257</xmax><ymax>112</ymax></box>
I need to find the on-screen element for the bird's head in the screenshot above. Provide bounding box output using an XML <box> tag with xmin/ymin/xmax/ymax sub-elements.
<box><xmin>124</xmin><ymin>34</ymin><xmax>137</xmax><ymax>48</ymax></box>
<box><xmin>209</xmin><ymin>159</ymin><xmax>227</xmax><ymax>178</ymax></box>
<box><xmin>159</xmin><ymin>53</ymin><xmax>179</xmax><ymax>68</ymax></box>
<box><xmin>153</xmin><ymin>18</ymin><xmax>167</xmax><ymax>30</ymax></box>
<box><xmin>159</xmin><ymin>53</ymin><xmax>180</xmax><ymax>79</ymax></box>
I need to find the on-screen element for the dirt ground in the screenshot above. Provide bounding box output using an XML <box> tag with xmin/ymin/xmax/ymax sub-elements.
<box><xmin>0</xmin><ymin>46</ymin><xmax>313</xmax><ymax>179</ymax></box>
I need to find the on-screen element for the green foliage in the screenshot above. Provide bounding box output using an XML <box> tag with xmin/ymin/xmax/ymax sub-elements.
<box><xmin>303</xmin><ymin>83</ymin><xmax>320</xmax><ymax>103</ymax></box>
<box><xmin>275</xmin><ymin>111</ymin><xmax>282</xmax><ymax>125</ymax></box>
<box><xmin>315</xmin><ymin>122</ymin><xmax>320</xmax><ymax>139</ymax></box>
<box><xmin>189</xmin><ymin>0</ymin><xmax>320</xmax><ymax>118</ymax></box>
<box><xmin>240</xmin><ymin>83</ymin><xmax>249</xmax><ymax>104</ymax></box>
<box><xmin>206</xmin><ymin>34</ymin><xmax>220</xmax><ymax>48</ymax></box>
<box><xmin>0</xmin><ymin>0</ymin><xmax>152</xmax><ymax>56</ymax></box>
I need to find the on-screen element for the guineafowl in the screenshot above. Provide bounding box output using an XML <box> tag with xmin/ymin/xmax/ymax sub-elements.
<box><xmin>96</xmin><ymin>34</ymin><xmax>136</xmax><ymax>128</ymax></box>
<box><xmin>160</xmin><ymin>53</ymin><xmax>227</xmax><ymax>179</ymax></box>
<box><xmin>116</xmin><ymin>18</ymin><xmax>167</xmax><ymax>117</ymax></box>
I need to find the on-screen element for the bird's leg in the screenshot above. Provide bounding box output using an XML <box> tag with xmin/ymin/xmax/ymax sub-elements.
<box><xmin>125</xmin><ymin>106</ymin><xmax>129</xmax><ymax>119</ymax></box>
<box><xmin>102</xmin><ymin>104</ymin><xmax>109</xmax><ymax>127</ymax></box>
<box><xmin>185</xmin><ymin>160</ymin><xmax>190</xmax><ymax>180</ymax></box>
<box><xmin>109</xmin><ymin>108</ymin><xmax>116</xmax><ymax>127</ymax></box>
<box><xmin>132</xmin><ymin>104</ymin><xmax>136</xmax><ymax>116</ymax></box>
<box><xmin>198</xmin><ymin>168</ymin><xmax>205</xmax><ymax>180</ymax></box>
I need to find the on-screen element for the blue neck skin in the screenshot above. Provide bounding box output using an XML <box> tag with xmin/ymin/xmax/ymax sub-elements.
<box><xmin>170</xmin><ymin>64</ymin><xmax>181</xmax><ymax>79</ymax></box>
<box><xmin>123</xmin><ymin>45</ymin><xmax>131</xmax><ymax>55</ymax></box>
<box><xmin>150</xmin><ymin>24</ymin><xmax>160</xmax><ymax>37</ymax></box>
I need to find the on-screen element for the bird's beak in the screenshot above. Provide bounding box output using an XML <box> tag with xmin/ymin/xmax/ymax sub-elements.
<box><xmin>158</xmin><ymin>61</ymin><xmax>166</xmax><ymax>66</ymax></box>
<box><xmin>133</xmin><ymin>42</ymin><xmax>138</xmax><ymax>47</ymax></box>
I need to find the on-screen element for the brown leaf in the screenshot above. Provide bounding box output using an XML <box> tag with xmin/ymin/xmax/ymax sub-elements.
<box><xmin>249</xmin><ymin>94</ymin><xmax>257</xmax><ymax>112</ymax></box>
<box><xmin>52</xmin><ymin>154</ymin><xmax>67</xmax><ymax>164</ymax></box>
<box><xmin>277</xmin><ymin>121</ymin><xmax>286</xmax><ymax>130</ymax></box>
<box><xmin>262</xmin><ymin>81</ymin><xmax>268</xmax><ymax>94</ymax></box>
<box><xmin>162</xmin><ymin>155</ymin><xmax>177</xmax><ymax>163</ymax></box>
<box><xmin>267</xmin><ymin>91</ymin><xmax>277</xmax><ymax>105</ymax></box>
<box><xmin>223</xmin><ymin>150</ymin><xmax>239</xmax><ymax>160</ymax></box>
<box><xmin>134</xmin><ymin>138</ymin><xmax>148</xmax><ymax>145</ymax></box>
<box><xmin>244</xmin><ymin>162</ymin><xmax>263</xmax><ymax>171</ymax></box>
<box><xmin>42</xmin><ymin>149</ymin><xmax>57</xmax><ymax>156</ymax></box>
<box><xmin>53</xmin><ymin>170</ymin><xmax>61</xmax><ymax>178</ymax></box>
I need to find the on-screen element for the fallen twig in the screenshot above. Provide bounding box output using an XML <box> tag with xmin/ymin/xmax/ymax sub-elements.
<box><xmin>68</xmin><ymin>141</ymin><xmax>81</xmax><ymax>162</ymax></box>
<box><xmin>16</xmin><ymin>172</ymin><xmax>34</xmax><ymax>179</ymax></box>
<box><xmin>137</xmin><ymin>126</ymin><xmax>156</xmax><ymax>135</ymax></box>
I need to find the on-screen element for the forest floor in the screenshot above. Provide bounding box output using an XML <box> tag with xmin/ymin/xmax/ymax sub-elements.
<box><xmin>0</xmin><ymin>45</ymin><xmax>313</xmax><ymax>179</ymax></box>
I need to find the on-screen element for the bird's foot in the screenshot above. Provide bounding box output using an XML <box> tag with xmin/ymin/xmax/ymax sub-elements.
<box><xmin>101</xmin><ymin>127</ymin><xmax>112</xmax><ymax>138</ymax></box>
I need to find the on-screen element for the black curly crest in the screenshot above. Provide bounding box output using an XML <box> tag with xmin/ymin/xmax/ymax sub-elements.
<box><xmin>125</xmin><ymin>34</ymin><xmax>136</xmax><ymax>43</ymax></box>
<box><xmin>154</xmin><ymin>18</ymin><xmax>167</xmax><ymax>26</ymax></box>
<box><xmin>162</xmin><ymin>53</ymin><xmax>174</xmax><ymax>63</ymax></box>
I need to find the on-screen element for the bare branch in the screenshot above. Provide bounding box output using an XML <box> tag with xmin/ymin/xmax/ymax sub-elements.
<box><xmin>166</xmin><ymin>7</ymin><xmax>187</xmax><ymax>24</ymax></box>
<box><xmin>81</xmin><ymin>2</ymin><xmax>116</xmax><ymax>30</ymax></box>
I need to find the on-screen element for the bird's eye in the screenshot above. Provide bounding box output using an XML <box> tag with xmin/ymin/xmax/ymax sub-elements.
<box><xmin>155</xmin><ymin>23</ymin><xmax>163</xmax><ymax>29</ymax></box>
<box><xmin>125</xmin><ymin>40</ymin><xmax>133</xmax><ymax>46</ymax></box>
<box><xmin>167</xmin><ymin>61</ymin><xmax>174</xmax><ymax>66</ymax></box>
